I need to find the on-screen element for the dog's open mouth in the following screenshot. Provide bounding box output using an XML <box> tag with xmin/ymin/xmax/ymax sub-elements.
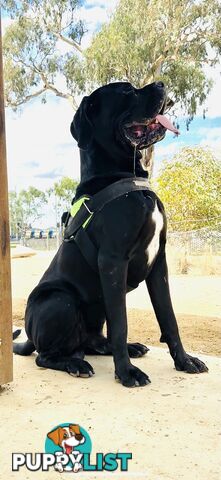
<box><xmin>124</xmin><ymin>114</ymin><xmax>179</xmax><ymax>149</ymax></box>
<box><xmin>64</xmin><ymin>443</ymin><xmax>73</xmax><ymax>455</ymax></box>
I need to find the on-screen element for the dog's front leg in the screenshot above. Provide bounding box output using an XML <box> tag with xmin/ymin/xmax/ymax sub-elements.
<box><xmin>54</xmin><ymin>452</ymin><xmax>65</xmax><ymax>473</ymax></box>
<box><xmin>146</xmin><ymin>249</ymin><xmax>208</xmax><ymax>373</ymax></box>
<box><xmin>98</xmin><ymin>253</ymin><xmax>150</xmax><ymax>387</ymax></box>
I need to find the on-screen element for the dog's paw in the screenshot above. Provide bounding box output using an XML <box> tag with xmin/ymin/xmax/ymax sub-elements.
<box><xmin>127</xmin><ymin>342</ymin><xmax>149</xmax><ymax>358</ymax></box>
<box><xmin>55</xmin><ymin>465</ymin><xmax>64</xmax><ymax>473</ymax></box>
<box><xmin>73</xmin><ymin>462</ymin><xmax>83</xmax><ymax>473</ymax></box>
<box><xmin>115</xmin><ymin>365</ymin><xmax>151</xmax><ymax>388</ymax></box>
<box><xmin>67</xmin><ymin>358</ymin><xmax>95</xmax><ymax>378</ymax></box>
<box><xmin>175</xmin><ymin>354</ymin><xmax>208</xmax><ymax>374</ymax></box>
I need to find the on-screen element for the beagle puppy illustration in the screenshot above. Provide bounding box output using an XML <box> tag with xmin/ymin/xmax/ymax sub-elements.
<box><xmin>47</xmin><ymin>424</ymin><xmax>85</xmax><ymax>473</ymax></box>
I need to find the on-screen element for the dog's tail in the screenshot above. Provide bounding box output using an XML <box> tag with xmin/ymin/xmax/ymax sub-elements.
<box><xmin>13</xmin><ymin>329</ymin><xmax>22</xmax><ymax>340</ymax></box>
<box><xmin>13</xmin><ymin>329</ymin><xmax>35</xmax><ymax>356</ymax></box>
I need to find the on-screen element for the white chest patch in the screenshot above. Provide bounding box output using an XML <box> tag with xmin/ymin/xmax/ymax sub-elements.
<box><xmin>146</xmin><ymin>202</ymin><xmax>164</xmax><ymax>266</ymax></box>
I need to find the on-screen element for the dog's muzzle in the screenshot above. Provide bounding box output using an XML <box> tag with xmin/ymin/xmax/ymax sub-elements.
<box><xmin>124</xmin><ymin>114</ymin><xmax>179</xmax><ymax>149</ymax></box>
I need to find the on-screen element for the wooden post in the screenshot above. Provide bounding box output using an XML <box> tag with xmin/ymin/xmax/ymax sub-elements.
<box><xmin>0</xmin><ymin>10</ymin><xmax>13</xmax><ymax>385</ymax></box>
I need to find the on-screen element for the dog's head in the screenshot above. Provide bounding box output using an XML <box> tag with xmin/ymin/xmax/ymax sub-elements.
<box><xmin>47</xmin><ymin>424</ymin><xmax>85</xmax><ymax>454</ymax></box>
<box><xmin>71</xmin><ymin>81</ymin><xmax>175</xmax><ymax>154</ymax></box>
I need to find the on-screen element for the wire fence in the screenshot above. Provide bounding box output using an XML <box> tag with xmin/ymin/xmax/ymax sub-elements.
<box><xmin>167</xmin><ymin>221</ymin><xmax>221</xmax><ymax>255</ymax></box>
<box><xmin>21</xmin><ymin>218</ymin><xmax>221</xmax><ymax>275</ymax></box>
<box><xmin>166</xmin><ymin>219</ymin><xmax>221</xmax><ymax>274</ymax></box>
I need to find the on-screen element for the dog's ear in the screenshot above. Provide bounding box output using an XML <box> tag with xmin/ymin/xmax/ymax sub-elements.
<box><xmin>69</xmin><ymin>424</ymin><xmax>81</xmax><ymax>435</ymax></box>
<box><xmin>70</xmin><ymin>96</ymin><xmax>93</xmax><ymax>150</ymax></box>
<box><xmin>47</xmin><ymin>427</ymin><xmax>61</xmax><ymax>445</ymax></box>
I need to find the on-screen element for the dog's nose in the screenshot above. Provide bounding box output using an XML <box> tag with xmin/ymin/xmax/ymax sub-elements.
<box><xmin>75</xmin><ymin>434</ymin><xmax>83</xmax><ymax>441</ymax></box>
<box><xmin>155</xmin><ymin>81</ymin><xmax>165</xmax><ymax>88</ymax></box>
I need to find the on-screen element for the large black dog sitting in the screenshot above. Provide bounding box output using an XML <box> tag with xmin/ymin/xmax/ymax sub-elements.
<box><xmin>14</xmin><ymin>81</ymin><xmax>208</xmax><ymax>387</ymax></box>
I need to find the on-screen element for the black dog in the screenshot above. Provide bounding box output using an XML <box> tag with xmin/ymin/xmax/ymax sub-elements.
<box><xmin>14</xmin><ymin>82</ymin><xmax>208</xmax><ymax>387</ymax></box>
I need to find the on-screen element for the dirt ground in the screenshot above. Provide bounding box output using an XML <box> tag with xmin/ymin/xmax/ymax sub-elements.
<box><xmin>11</xmin><ymin>249</ymin><xmax>221</xmax><ymax>356</ymax></box>
<box><xmin>2</xmin><ymin>248</ymin><xmax>220</xmax><ymax>480</ymax></box>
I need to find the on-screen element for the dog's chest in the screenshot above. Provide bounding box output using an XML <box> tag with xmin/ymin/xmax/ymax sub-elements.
<box><xmin>145</xmin><ymin>202</ymin><xmax>164</xmax><ymax>266</ymax></box>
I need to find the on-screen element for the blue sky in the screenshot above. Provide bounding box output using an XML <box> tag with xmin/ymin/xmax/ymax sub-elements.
<box><xmin>2</xmin><ymin>0</ymin><xmax>221</xmax><ymax>225</ymax></box>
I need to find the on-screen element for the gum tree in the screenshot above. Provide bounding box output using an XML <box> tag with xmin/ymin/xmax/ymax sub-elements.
<box><xmin>85</xmin><ymin>0</ymin><xmax>221</xmax><ymax>172</ymax></box>
<box><xmin>2</xmin><ymin>0</ymin><xmax>86</xmax><ymax>109</ymax></box>
<box><xmin>2</xmin><ymin>0</ymin><xmax>221</xmax><ymax>118</ymax></box>
<box><xmin>86</xmin><ymin>0</ymin><xmax>221</xmax><ymax>125</ymax></box>
<box><xmin>2</xmin><ymin>0</ymin><xmax>221</xmax><ymax>173</ymax></box>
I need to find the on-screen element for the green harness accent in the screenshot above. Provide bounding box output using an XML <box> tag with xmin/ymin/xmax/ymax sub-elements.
<box><xmin>70</xmin><ymin>196</ymin><xmax>93</xmax><ymax>229</ymax></box>
<box><xmin>65</xmin><ymin>177</ymin><xmax>153</xmax><ymax>274</ymax></box>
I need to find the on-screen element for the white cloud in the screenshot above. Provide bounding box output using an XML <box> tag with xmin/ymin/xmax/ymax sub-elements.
<box><xmin>198</xmin><ymin>64</ymin><xmax>221</xmax><ymax>119</ymax></box>
<box><xmin>194</xmin><ymin>126</ymin><xmax>221</xmax><ymax>159</ymax></box>
<box><xmin>5</xmin><ymin>95</ymin><xmax>80</xmax><ymax>192</ymax></box>
<box><xmin>197</xmin><ymin>127</ymin><xmax>221</xmax><ymax>140</ymax></box>
<box><xmin>155</xmin><ymin>141</ymin><xmax>181</xmax><ymax>159</ymax></box>
<box><xmin>78</xmin><ymin>0</ymin><xmax>118</xmax><ymax>48</ymax></box>
<box><xmin>153</xmin><ymin>140</ymin><xmax>183</xmax><ymax>177</ymax></box>
<box><xmin>84</xmin><ymin>1</ymin><xmax>109</xmax><ymax>6</ymax></box>
<box><xmin>1</xmin><ymin>16</ymin><xmax>14</xmax><ymax>34</ymax></box>
<box><xmin>199</xmin><ymin>139</ymin><xmax>221</xmax><ymax>160</ymax></box>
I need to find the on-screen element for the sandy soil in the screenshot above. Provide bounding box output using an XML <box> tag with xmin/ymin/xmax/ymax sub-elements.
<box><xmin>1</xmin><ymin>249</ymin><xmax>220</xmax><ymax>480</ymax></box>
<box><xmin>11</xmin><ymin>250</ymin><xmax>221</xmax><ymax>356</ymax></box>
<box><xmin>1</xmin><ymin>344</ymin><xmax>220</xmax><ymax>480</ymax></box>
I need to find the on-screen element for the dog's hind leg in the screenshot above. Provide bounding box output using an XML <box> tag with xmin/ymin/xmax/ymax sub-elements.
<box><xmin>13</xmin><ymin>339</ymin><xmax>35</xmax><ymax>356</ymax></box>
<box><xmin>83</xmin><ymin>302</ymin><xmax>149</xmax><ymax>358</ymax></box>
<box><xmin>85</xmin><ymin>338</ymin><xmax>149</xmax><ymax>357</ymax></box>
<box><xmin>25</xmin><ymin>288</ymin><xmax>95</xmax><ymax>377</ymax></box>
<box><xmin>35</xmin><ymin>354</ymin><xmax>94</xmax><ymax>378</ymax></box>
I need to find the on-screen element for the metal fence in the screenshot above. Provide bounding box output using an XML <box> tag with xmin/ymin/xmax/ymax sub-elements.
<box><xmin>166</xmin><ymin>220</ymin><xmax>221</xmax><ymax>274</ymax></box>
<box><xmin>24</xmin><ymin>222</ymin><xmax>221</xmax><ymax>256</ymax></box>
<box><xmin>167</xmin><ymin>222</ymin><xmax>221</xmax><ymax>255</ymax></box>
<box><xmin>22</xmin><ymin>219</ymin><xmax>221</xmax><ymax>275</ymax></box>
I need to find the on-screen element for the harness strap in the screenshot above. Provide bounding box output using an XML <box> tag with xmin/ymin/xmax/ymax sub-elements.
<box><xmin>74</xmin><ymin>228</ymin><xmax>98</xmax><ymax>273</ymax></box>
<box><xmin>64</xmin><ymin>177</ymin><xmax>151</xmax><ymax>240</ymax></box>
<box><xmin>87</xmin><ymin>177</ymin><xmax>151</xmax><ymax>212</ymax></box>
<box><xmin>64</xmin><ymin>177</ymin><xmax>153</xmax><ymax>274</ymax></box>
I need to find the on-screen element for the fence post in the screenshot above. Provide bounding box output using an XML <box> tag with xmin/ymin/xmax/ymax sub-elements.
<box><xmin>0</xmin><ymin>10</ymin><xmax>13</xmax><ymax>385</ymax></box>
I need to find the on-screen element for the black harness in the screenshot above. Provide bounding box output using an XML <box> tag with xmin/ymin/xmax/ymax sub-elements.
<box><xmin>64</xmin><ymin>177</ymin><xmax>153</xmax><ymax>273</ymax></box>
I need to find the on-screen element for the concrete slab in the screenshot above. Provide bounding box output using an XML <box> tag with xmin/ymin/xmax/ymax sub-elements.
<box><xmin>1</xmin><ymin>334</ymin><xmax>220</xmax><ymax>480</ymax></box>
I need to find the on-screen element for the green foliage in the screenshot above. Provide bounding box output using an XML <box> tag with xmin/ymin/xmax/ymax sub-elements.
<box><xmin>2</xmin><ymin>0</ymin><xmax>221</xmax><ymax>124</ymax></box>
<box><xmin>86</xmin><ymin>0</ymin><xmax>221</xmax><ymax>120</ymax></box>
<box><xmin>47</xmin><ymin>176</ymin><xmax>78</xmax><ymax>214</ymax></box>
<box><xmin>2</xmin><ymin>0</ymin><xmax>85</xmax><ymax>109</ymax></box>
<box><xmin>9</xmin><ymin>186</ymin><xmax>47</xmax><ymax>237</ymax></box>
<box><xmin>9</xmin><ymin>178</ymin><xmax>77</xmax><ymax>236</ymax></box>
<box><xmin>155</xmin><ymin>147</ymin><xmax>221</xmax><ymax>231</ymax></box>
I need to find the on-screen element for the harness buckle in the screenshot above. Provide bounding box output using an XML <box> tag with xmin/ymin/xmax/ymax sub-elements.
<box><xmin>83</xmin><ymin>201</ymin><xmax>93</xmax><ymax>215</ymax></box>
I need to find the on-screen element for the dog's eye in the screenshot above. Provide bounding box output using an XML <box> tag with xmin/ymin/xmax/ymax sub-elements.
<box><xmin>63</xmin><ymin>433</ymin><xmax>68</xmax><ymax>439</ymax></box>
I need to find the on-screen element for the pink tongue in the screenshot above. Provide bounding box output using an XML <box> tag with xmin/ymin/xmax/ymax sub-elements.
<box><xmin>65</xmin><ymin>444</ymin><xmax>73</xmax><ymax>455</ymax></box>
<box><xmin>156</xmin><ymin>114</ymin><xmax>180</xmax><ymax>135</ymax></box>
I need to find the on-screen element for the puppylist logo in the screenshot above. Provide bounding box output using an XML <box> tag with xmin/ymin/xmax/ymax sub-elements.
<box><xmin>12</xmin><ymin>422</ymin><xmax>132</xmax><ymax>473</ymax></box>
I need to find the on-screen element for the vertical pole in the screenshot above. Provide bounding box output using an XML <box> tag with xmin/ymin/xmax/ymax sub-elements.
<box><xmin>0</xmin><ymin>10</ymin><xmax>13</xmax><ymax>385</ymax></box>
